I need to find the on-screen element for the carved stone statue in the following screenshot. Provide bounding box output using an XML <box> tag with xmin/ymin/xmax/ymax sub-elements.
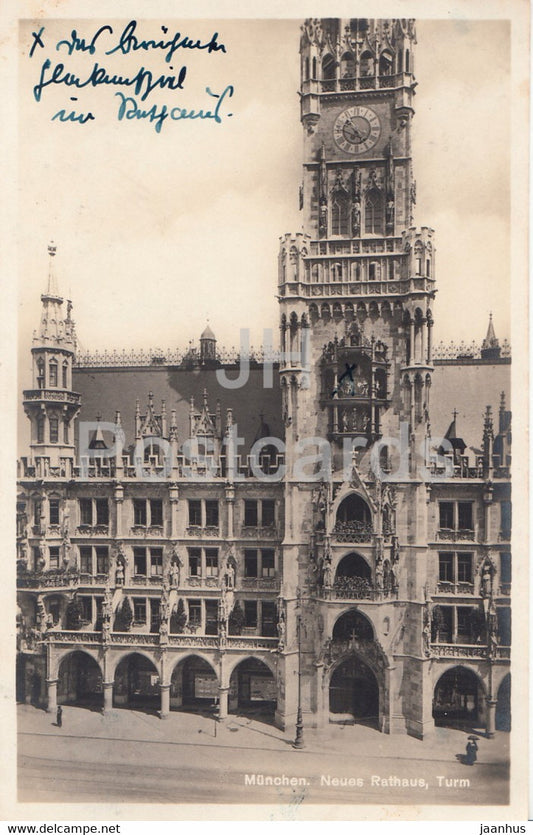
<box><xmin>481</xmin><ymin>562</ymin><xmax>493</xmax><ymax>599</ymax></box>
<box><xmin>323</xmin><ymin>556</ymin><xmax>333</xmax><ymax>588</ymax></box>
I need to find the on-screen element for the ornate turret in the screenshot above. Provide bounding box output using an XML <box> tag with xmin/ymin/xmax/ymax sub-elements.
<box><xmin>199</xmin><ymin>323</ymin><xmax>217</xmax><ymax>366</ymax></box>
<box><xmin>481</xmin><ymin>313</ymin><xmax>501</xmax><ymax>360</ymax></box>
<box><xmin>22</xmin><ymin>244</ymin><xmax>81</xmax><ymax>473</ymax></box>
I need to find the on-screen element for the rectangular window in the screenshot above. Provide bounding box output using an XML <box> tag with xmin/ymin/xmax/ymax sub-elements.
<box><xmin>439</xmin><ymin>502</ymin><xmax>454</xmax><ymax>530</ymax></box>
<box><xmin>95</xmin><ymin>499</ymin><xmax>109</xmax><ymax>526</ymax></box>
<box><xmin>150</xmin><ymin>499</ymin><xmax>163</xmax><ymax>527</ymax></box>
<box><xmin>500</xmin><ymin>552</ymin><xmax>512</xmax><ymax>584</ymax></box>
<box><xmin>34</xmin><ymin>499</ymin><xmax>42</xmax><ymax>526</ymax></box>
<box><xmin>96</xmin><ymin>546</ymin><xmax>109</xmax><ymax>575</ymax></box>
<box><xmin>37</xmin><ymin>417</ymin><xmax>44</xmax><ymax>443</ymax></box>
<box><xmin>133</xmin><ymin>499</ymin><xmax>147</xmax><ymax>526</ymax></box>
<box><xmin>369</xmin><ymin>262</ymin><xmax>376</xmax><ymax>281</ymax></box>
<box><xmin>438</xmin><ymin>553</ymin><xmax>454</xmax><ymax>582</ymax></box>
<box><xmin>205</xmin><ymin>599</ymin><xmax>218</xmax><ymax>635</ymax></box>
<box><xmin>80</xmin><ymin>546</ymin><xmax>92</xmax><ymax>575</ymax></box>
<box><xmin>32</xmin><ymin>546</ymin><xmax>40</xmax><ymax>571</ymax></box>
<box><xmin>497</xmin><ymin>607</ymin><xmax>512</xmax><ymax>646</ymax></box>
<box><xmin>261</xmin><ymin>549</ymin><xmax>276</xmax><ymax>578</ymax></box>
<box><xmin>188</xmin><ymin>599</ymin><xmax>202</xmax><ymax>627</ymax></box>
<box><xmin>438</xmin><ymin>606</ymin><xmax>453</xmax><ymax>643</ymax></box>
<box><xmin>49</xmin><ymin>498</ymin><xmax>60</xmax><ymax>526</ymax></box>
<box><xmin>262</xmin><ymin>500</ymin><xmax>275</xmax><ymax>527</ymax></box>
<box><xmin>500</xmin><ymin>501</ymin><xmax>512</xmax><ymax>536</ymax></box>
<box><xmin>49</xmin><ymin>546</ymin><xmax>60</xmax><ymax>570</ymax></box>
<box><xmin>205</xmin><ymin>500</ymin><xmax>219</xmax><ymax>527</ymax></box>
<box><xmin>79</xmin><ymin>498</ymin><xmax>93</xmax><ymax>526</ymax></box>
<box><xmin>261</xmin><ymin>601</ymin><xmax>277</xmax><ymax>637</ymax></box>
<box><xmin>188</xmin><ymin>500</ymin><xmax>202</xmax><ymax>526</ymax></box>
<box><xmin>63</xmin><ymin>421</ymin><xmax>69</xmax><ymax>444</ymax></box>
<box><xmin>457</xmin><ymin>607</ymin><xmax>474</xmax><ymax>642</ymax></box>
<box><xmin>457</xmin><ymin>553</ymin><xmax>473</xmax><ymax>583</ymax></box>
<box><xmin>244</xmin><ymin>600</ymin><xmax>258</xmax><ymax>628</ymax></box>
<box><xmin>188</xmin><ymin>548</ymin><xmax>201</xmax><ymax>577</ymax></box>
<box><xmin>244</xmin><ymin>550</ymin><xmax>258</xmax><ymax>578</ymax></box>
<box><xmin>134</xmin><ymin>547</ymin><xmax>147</xmax><ymax>576</ymax></box>
<box><xmin>150</xmin><ymin>548</ymin><xmax>163</xmax><ymax>576</ymax></box>
<box><xmin>79</xmin><ymin>596</ymin><xmax>92</xmax><ymax>623</ymax></box>
<box><xmin>458</xmin><ymin>502</ymin><xmax>473</xmax><ymax>531</ymax></box>
<box><xmin>94</xmin><ymin>597</ymin><xmax>103</xmax><ymax>628</ymax></box>
<box><xmin>133</xmin><ymin>598</ymin><xmax>147</xmax><ymax>624</ymax></box>
<box><xmin>244</xmin><ymin>500</ymin><xmax>258</xmax><ymax>527</ymax></box>
<box><xmin>205</xmin><ymin>549</ymin><xmax>219</xmax><ymax>577</ymax></box>
<box><xmin>49</xmin><ymin>418</ymin><xmax>59</xmax><ymax>444</ymax></box>
<box><xmin>62</xmin><ymin>363</ymin><xmax>68</xmax><ymax>388</ymax></box>
<box><xmin>149</xmin><ymin>599</ymin><xmax>160</xmax><ymax>633</ymax></box>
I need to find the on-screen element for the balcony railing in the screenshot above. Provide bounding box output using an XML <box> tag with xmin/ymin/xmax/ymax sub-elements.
<box><xmin>186</xmin><ymin>526</ymin><xmax>220</xmax><ymax>537</ymax></box>
<box><xmin>430</xmin><ymin>643</ymin><xmax>511</xmax><ymax>660</ymax></box>
<box><xmin>240</xmin><ymin>577</ymin><xmax>281</xmax><ymax>592</ymax></box>
<box><xmin>318</xmin><ymin>582</ymin><xmax>397</xmax><ymax>601</ymax></box>
<box><xmin>46</xmin><ymin>630</ymin><xmax>279</xmax><ymax>651</ymax></box>
<box><xmin>332</xmin><ymin>521</ymin><xmax>373</xmax><ymax>543</ymax></box>
<box><xmin>131</xmin><ymin>525</ymin><xmax>164</xmax><ymax>537</ymax></box>
<box><xmin>77</xmin><ymin>524</ymin><xmax>110</xmax><ymax>536</ymax></box>
<box><xmin>436</xmin><ymin>529</ymin><xmax>476</xmax><ymax>542</ymax></box>
<box><xmin>435</xmin><ymin>581</ymin><xmax>475</xmax><ymax>595</ymax></box>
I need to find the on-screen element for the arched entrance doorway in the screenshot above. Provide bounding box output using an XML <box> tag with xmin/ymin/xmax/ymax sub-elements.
<box><xmin>229</xmin><ymin>658</ymin><xmax>276</xmax><ymax>722</ymax></box>
<box><xmin>171</xmin><ymin>656</ymin><xmax>218</xmax><ymax>712</ymax></box>
<box><xmin>496</xmin><ymin>674</ymin><xmax>511</xmax><ymax>732</ymax></box>
<box><xmin>329</xmin><ymin>655</ymin><xmax>379</xmax><ymax>727</ymax></box>
<box><xmin>57</xmin><ymin>651</ymin><xmax>103</xmax><ymax>709</ymax></box>
<box><xmin>113</xmin><ymin>653</ymin><xmax>159</xmax><ymax>711</ymax></box>
<box><xmin>433</xmin><ymin>666</ymin><xmax>482</xmax><ymax>727</ymax></box>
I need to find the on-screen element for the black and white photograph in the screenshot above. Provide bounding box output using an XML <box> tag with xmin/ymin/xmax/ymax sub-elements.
<box><xmin>3</xmin><ymin>0</ymin><xmax>529</xmax><ymax>824</ymax></box>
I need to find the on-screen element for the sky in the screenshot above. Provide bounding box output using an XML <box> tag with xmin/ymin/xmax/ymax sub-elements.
<box><xmin>17</xmin><ymin>17</ymin><xmax>512</xmax><ymax>390</ymax></box>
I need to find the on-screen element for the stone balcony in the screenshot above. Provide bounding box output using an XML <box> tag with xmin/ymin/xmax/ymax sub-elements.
<box><xmin>46</xmin><ymin>630</ymin><xmax>279</xmax><ymax>651</ymax></box>
<box><xmin>317</xmin><ymin>578</ymin><xmax>397</xmax><ymax>602</ymax></box>
<box><xmin>331</xmin><ymin>521</ymin><xmax>373</xmax><ymax>543</ymax></box>
<box><xmin>434</xmin><ymin>581</ymin><xmax>475</xmax><ymax>596</ymax></box>
<box><xmin>430</xmin><ymin>643</ymin><xmax>510</xmax><ymax>660</ymax></box>
<box><xmin>436</xmin><ymin>529</ymin><xmax>476</xmax><ymax>542</ymax></box>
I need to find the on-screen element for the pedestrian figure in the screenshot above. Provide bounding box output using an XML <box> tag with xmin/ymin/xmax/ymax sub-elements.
<box><xmin>56</xmin><ymin>705</ymin><xmax>63</xmax><ymax>728</ymax></box>
<box><xmin>465</xmin><ymin>736</ymin><xmax>478</xmax><ymax>765</ymax></box>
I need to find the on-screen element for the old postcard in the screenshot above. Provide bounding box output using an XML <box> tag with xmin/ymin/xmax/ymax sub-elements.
<box><xmin>2</xmin><ymin>0</ymin><xmax>529</xmax><ymax>823</ymax></box>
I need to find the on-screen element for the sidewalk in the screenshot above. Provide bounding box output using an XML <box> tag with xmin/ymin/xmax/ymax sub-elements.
<box><xmin>18</xmin><ymin>703</ymin><xmax>509</xmax><ymax>766</ymax></box>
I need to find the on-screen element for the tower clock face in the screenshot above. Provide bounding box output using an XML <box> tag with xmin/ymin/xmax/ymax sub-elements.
<box><xmin>333</xmin><ymin>106</ymin><xmax>381</xmax><ymax>154</ymax></box>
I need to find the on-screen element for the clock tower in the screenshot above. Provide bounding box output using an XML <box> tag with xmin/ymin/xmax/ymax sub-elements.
<box><xmin>276</xmin><ymin>19</ymin><xmax>437</xmax><ymax>735</ymax></box>
<box><xmin>278</xmin><ymin>17</ymin><xmax>435</xmax><ymax>466</ymax></box>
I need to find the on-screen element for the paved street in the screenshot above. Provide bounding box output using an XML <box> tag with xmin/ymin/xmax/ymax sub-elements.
<box><xmin>18</xmin><ymin>704</ymin><xmax>509</xmax><ymax>807</ymax></box>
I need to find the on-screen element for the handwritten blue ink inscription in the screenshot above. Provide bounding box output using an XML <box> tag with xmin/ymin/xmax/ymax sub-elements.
<box><xmin>116</xmin><ymin>84</ymin><xmax>233</xmax><ymax>133</ymax></box>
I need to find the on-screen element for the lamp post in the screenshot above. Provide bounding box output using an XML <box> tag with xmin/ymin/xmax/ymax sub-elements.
<box><xmin>293</xmin><ymin>612</ymin><xmax>305</xmax><ymax>749</ymax></box>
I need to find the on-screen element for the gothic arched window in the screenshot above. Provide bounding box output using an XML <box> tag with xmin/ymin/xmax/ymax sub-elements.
<box><xmin>340</xmin><ymin>52</ymin><xmax>355</xmax><ymax>78</ymax></box>
<box><xmin>49</xmin><ymin>359</ymin><xmax>58</xmax><ymax>387</ymax></box>
<box><xmin>322</xmin><ymin>54</ymin><xmax>336</xmax><ymax>80</ymax></box>
<box><xmin>360</xmin><ymin>51</ymin><xmax>373</xmax><ymax>78</ymax></box>
<box><xmin>37</xmin><ymin>358</ymin><xmax>45</xmax><ymax>389</ymax></box>
<box><xmin>332</xmin><ymin>191</ymin><xmax>350</xmax><ymax>236</ymax></box>
<box><xmin>365</xmin><ymin>188</ymin><xmax>384</xmax><ymax>235</ymax></box>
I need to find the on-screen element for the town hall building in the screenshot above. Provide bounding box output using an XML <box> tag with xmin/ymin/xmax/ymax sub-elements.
<box><xmin>16</xmin><ymin>18</ymin><xmax>511</xmax><ymax>740</ymax></box>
